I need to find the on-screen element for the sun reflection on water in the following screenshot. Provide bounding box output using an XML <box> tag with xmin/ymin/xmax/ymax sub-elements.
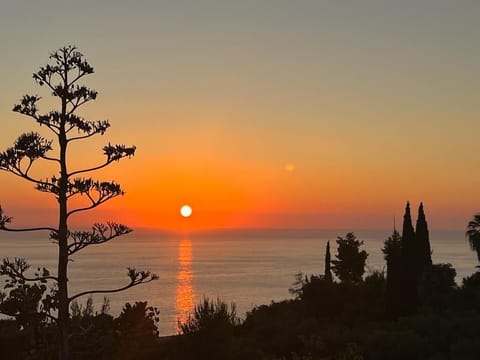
<box><xmin>175</xmin><ymin>239</ymin><xmax>195</xmax><ymax>331</ymax></box>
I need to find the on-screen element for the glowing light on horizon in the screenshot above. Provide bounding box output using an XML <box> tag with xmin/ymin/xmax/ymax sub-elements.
<box><xmin>180</xmin><ymin>205</ymin><xmax>192</xmax><ymax>218</ymax></box>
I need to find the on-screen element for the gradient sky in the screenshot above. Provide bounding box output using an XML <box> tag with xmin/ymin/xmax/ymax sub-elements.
<box><xmin>0</xmin><ymin>1</ymin><xmax>479</xmax><ymax>230</ymax></box>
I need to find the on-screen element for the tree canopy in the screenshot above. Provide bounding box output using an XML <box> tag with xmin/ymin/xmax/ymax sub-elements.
<box><xmin>331</xmin><ymin>232</ymin><xmax>368</xmax><ymax>284</ymax></box>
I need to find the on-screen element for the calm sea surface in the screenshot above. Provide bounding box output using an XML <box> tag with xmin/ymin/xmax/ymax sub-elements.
<box><xmin>0</xmin><ymin>228</ymin><xmax>477</xmax><ymax>335</ymax></box>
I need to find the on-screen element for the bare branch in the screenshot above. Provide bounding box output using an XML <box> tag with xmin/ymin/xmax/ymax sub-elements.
<box><xmin>41</xmin><ymin>155</ymin><xmax>61</xmax><ymax>163</ymax></box>
<box><xmin>68</xmin><ymin>144</ymin><xmax>135</xmax><ymax>178</ymax></box>
<box><xmin>66</xmin><ymin>116</ymin><xmax>110</xmax><ymax>140</ymax></box>
<box><xmin>68</xmin><ymin>222</ymin><xmax>131</xmax><ymax>255</ymax></box>
<box><xmin>1</xmin><ymin>226</ymin><xmax>58</xmax><ymax>233</ymax></box>
<box><xmin>66</xmin><ymin>179</ymin><xmax>124</xmax><ymax>217</ymax></box>
<box><xmin>68</xmin><ymin>268</ymin><xmax>158</xmax><ymax>303</ymax></box>
<box><xmin>66</xmin><ymin>85</ymin><xmax>98</xmax><ymax>114</ymax></box>
<box><xmin>0</xmin><ymin>206</ymin><xmax>57</xmax><ymax>233</ymax></box>
<box><xmin>68</xmin><ymin>160</ymin><xmax>111</xmax><ymax>177</ymax></box>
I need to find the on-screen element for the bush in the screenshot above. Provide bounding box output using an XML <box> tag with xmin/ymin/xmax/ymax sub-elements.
<box><xmin>179</xmin><ymin>296</ymin><xmax>239</xmax><ymax>335</ymax></box>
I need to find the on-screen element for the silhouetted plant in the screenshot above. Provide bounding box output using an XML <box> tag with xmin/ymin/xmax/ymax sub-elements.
<box><xmin>179</xmin><ymin>296</ymin><xmax>239</xmax><ymax>335</ymax></box>
<box><xmin>382</xmin><ymin>230</ymin><xmax>403</xmax><ymax>317</ymax></box>
<box><xmin>300</xmin><ymin>275</ymin><xmax>341</xmax><ymax>318</ymax></box>
<box><xmin>331</xmin><ymin>233</ymin><xmax>368</xmax><ymax>284</ymax></box>
<box><xmin>324</xmin><ymin>241</ymin><xmax>332</xmax><ymax>282</ymax></box>
<box><xmin>418</xmin><ymin>263</ymin><xmax>456</xmax><ymax>312</ymax></box>
<box><xmin>414</xmin><ymin>203</ymin><xmax>432</xmax><ymax>270</ymax></box>
<box><xmin>112</xmin><ymin>302</ymin><xmax>160</xmax><ymax>360</ymax></box>
<box><xmin>466</xmin><ymin>213</ymin><xmax>480</xmax><ymax>266</ymax></box>
<box><xmin>400</xmin><ymin>201</ymin><xmax>420</xmax><ymax>314</ymax></box>
<box><xmin>175</xmin><ymin>297</ymin><xmax>241</xmax><ymax>360</ymax></box>
<box><xmin>459</xmin><ymin>271</ymin><xmax>480</xmax><ymax>312</ymax></box>
<box><xmin>399</xmin><ymin>202</ymin><xmax>434</xmax><ymax>314</ymax></box>
<box><xmin>289</xmin><ymin>272</ymin><xmax>308</xmax><ymax>298</ymax></box>
<box><xmin>69</xmin><ymin>297</ymin><xmax>115</xmax><ymax>360</ymax></box>
<box><xmin>0</xmin><ymin>46</ymin><xmax>158</xmax><ymax>359</ymax></box>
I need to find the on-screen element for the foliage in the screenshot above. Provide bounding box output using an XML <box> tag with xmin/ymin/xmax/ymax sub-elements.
<box><xmin>179</xmin><ymin>296</ymin><xmax>239</xmax><ymax>335</ymax></box>
<box><xmin>466</xmin><ymin>213</ymin><xmax>480</xmax><ymax>265</ymax></box>
<box><xmin>382</xmin><ymin>230</ymin><xmax>403</xmax><ymax>317</ymax></box>
<box><xmin>418</xmin><ymin>263</ymin><xmax>456</xmax><ymax>312</ymax></box>
<box><xmin>289</xmin><ymin>272</ymin><xmax>307</xmax><ymax>298</ymax></box>
<box><xmin>169</xmin><ymin>297</ymin><xmax>247</xmax><ymax>360</ymax></box>
<box><xmin>331</xmin><ymin>233</ymin><xmax>368</xmax><ymax>284</ymax></box>
<box><xmin>112</xmin><ymin>302</ymin><xmax>160</xmax><ymax>360</ymax></box>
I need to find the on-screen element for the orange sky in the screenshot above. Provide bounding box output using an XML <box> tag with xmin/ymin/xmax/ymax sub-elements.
<box><xmin>1</xmin><ymin>2</ymin><xmax>480</xmax><ymax>231</ymax></box>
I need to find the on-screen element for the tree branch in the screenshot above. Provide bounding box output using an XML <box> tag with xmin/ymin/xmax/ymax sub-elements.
<box><xmin>0</xmin><ymin>258</ymin><xmax>58</xmax><ymax>283</ymax></box>
<box><xmin>41</xmin><ymin>155</ymin><xmax>61</xmax><ymax>163</ymax></box>
<box><xmin>0</xmin><ymin>308</ymin><xmax>57</xmax><ymax>323</ymax></box>
<box><xmin>67</xmin><ymin>132</ymin><xmax>99</xmax><ymax>143</ymax></box>
<box><xmin>68</xmin><ymin>268</ymin><xmax>158</xmax><ymax>304</ymax></box>
<box><xmin>66</xmin><ymin>195</ymin><xmax>116</xmax><ymax>218</ymax></box>
<box><xmin>1</xmin><ymin>226</ymin><xmax>58</xmax><ymax>233</ymax></box>
<box><xmin>66</xmin><ymin>180</ymin><xmax>124</xmax><ymax>217</ymax></box>
<box><xmin>0</xmin><ymin>206</ymin><xmax>57</xmax><ymax>233</ymax></box>
<box><xmin>68</xmin><ymin>160</ymin><xmax>111</xmax><ymax>177</ymax></box>
<box><xmin>68</xmin><ymin>222</ymin><xmax>131</xmax><ymax>255</ymax></box>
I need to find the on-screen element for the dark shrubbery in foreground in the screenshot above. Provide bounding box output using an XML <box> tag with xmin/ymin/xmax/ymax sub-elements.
<box><xmin>5</xmin><ymin>269</ymin><xmax>477</xmax><ymax>360</ymax></box>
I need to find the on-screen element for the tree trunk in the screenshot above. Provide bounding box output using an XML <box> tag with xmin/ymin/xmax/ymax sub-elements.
<box><xmin>57</xmin><ymin>71</ymin><xmax>70</xmax><ymax>360</ymax></box>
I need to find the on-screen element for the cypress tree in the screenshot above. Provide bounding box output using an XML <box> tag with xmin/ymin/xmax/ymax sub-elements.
<box><xmin>415</xmin><ymin>202</ymin><xmax>432</xmax><ymax>270</ymax></box>
<box><xmin>401</xmin><ymin>201</ymin><xmax>416</xmax><ymax>314</ymax></box>
<box><xmin>401</xmin><ymin>202</ymin><xmax>415</xmax><ymax>258</ymax></box>
<box><xmin>324</xmin><ymin>241</ymin><xmax>332</xmax><ymax>282</ymax></box>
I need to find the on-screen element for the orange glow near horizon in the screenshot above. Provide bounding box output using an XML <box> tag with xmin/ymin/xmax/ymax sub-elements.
<box><xmin>175</xmin><ymin>239</ymin><xmax>194</xmax><ymax>330</ymax></box>
<box><xmin>1</xmin><ymin>4</ymin><xmax>480</xmax><ymax>232</ymax></box>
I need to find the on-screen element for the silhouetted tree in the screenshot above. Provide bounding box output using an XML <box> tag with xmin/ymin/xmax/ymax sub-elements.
<box><xmin>382</xmin><ymin>230</ymin><xmax>403</xmax><ymax>318</ymax></box>
<box><xmin>415</xmin><ymin>203</ymin><xmax>432</xmax><ymax>270</ymax></box>
<box><xmin>400</xmin><ymin>202</ymin><xmax>433</xmax><ymax>314</ymax></box>
<box><xmin>324</xmin><ymin>241</ymin><xmax>332</xmax><ymax>282</ymax></box>
<box><xmin>331</xmin><ymin>233</ymin><xmax>368</xmax><ymax>284</ymax></box>
<box><xmin>466</xmin><ymin>213</ymin><xmax>480</xmax><ymax>266</ymax></box>
<box><xmin>400</xmin><ymin>201</ymin><xmax>418</xmax><ymax>313</ymax></box>
<box><xmin>0</xmin><ymin>46</ymin><xmax>158</xmax><ymax>359</ymax></box>
<box><xmin>401</xmin><ymin>202</ymin><xmax>415</xmax><ymax>266</ymax></box>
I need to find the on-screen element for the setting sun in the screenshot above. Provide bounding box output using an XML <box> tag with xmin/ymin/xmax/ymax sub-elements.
<box><xmin>180</xmin><ymin>205</ymin><xmax>193</xmax><ymax>218</ymax></box>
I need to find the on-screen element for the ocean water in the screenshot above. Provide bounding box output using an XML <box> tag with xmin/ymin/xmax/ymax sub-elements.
<box><xmin>0</xmin><ymin>228</ymin><xmax>477</xmax><ymax>335</ymax></box>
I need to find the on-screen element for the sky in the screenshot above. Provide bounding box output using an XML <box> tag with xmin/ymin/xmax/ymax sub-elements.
<box><xmin>0</xmin><ymin>0</ymin><xmax>479</xmax><ymax>231</ymax></box>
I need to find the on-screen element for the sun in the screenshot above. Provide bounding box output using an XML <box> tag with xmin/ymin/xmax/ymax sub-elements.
<box><xmin>180</xmin><ymin>205</ymin><xmax>193</xmax><ymax>218</ymax></box>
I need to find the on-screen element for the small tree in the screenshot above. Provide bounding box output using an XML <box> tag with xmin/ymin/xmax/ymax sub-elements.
<box><xmin>382</xmin><ymin>230</ymin><xmax>403</xmax><ymax>317</ymax></box>
<box><xmin>0</xmin><ymin>46</ymin><xmax>158</xmax><ymax>359</ymax></box>
<box><xmin>331</xmin><ymin>232</ymin><xmax>368</xmax><ymax>284</ymax></box>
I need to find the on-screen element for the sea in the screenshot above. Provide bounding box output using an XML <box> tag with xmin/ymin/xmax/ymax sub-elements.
<box><xmin>0</xmin><ymin>228</ymin><xmax>477</xmax><ymax>335</ymax></box>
